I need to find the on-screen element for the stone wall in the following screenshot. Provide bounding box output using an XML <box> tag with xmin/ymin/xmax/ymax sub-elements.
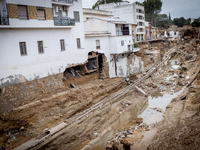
<box><xmin>0</xmin><ymin>73</ymin><xmax>65</xmax><ymax>114</ymax></box>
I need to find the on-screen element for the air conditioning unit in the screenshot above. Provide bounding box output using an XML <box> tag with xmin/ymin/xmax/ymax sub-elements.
<box><xmin>63</xmin><ymin>6</ymin><xmax>68</xmax><ymax>11</ymax></box>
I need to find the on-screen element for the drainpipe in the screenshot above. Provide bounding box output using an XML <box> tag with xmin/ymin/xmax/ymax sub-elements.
<box><xmin>114</xmin><ymin>55</ymin><xmax>117</xmax><ymax>76</ymax></box>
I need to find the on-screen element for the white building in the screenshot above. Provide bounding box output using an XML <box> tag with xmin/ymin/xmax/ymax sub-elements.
<box><xmin>84</xmin><ymin>16</ymin><xmax>143</xmax><ymax>78</ymax></box>
<box><xmin>0</xmin><ymin>0</ymin><xmax>87</xmax><ymax>88</ymax></box>
<box><xmin>95</xmin><ymin>1</ymin><xmax>145</xmax><ymax>41</ymax></box>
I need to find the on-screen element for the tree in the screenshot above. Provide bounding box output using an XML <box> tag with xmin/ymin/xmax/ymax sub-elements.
<box><xmin>173</xmin><ymin>17</ymin><xmax>187</xmax><ymax>27</ymax></box>
<box><xmin>143</xmin><ymin>0</ymin><xmax>163</xmax><ymax>26</ymax></box>
<box><xmin>156</xmin><ymin>14</ymin><xmax>171</xmax><ymax>28</ymax></box>
<box><xmin>92</xmin><ymin>0</ymin><xmax>122</xmax><ymax>9</ymax></box>
<box><xmin>191</xmin><ymin>21</ymin><xmax>200</xmax><ymax>27</ymax></box>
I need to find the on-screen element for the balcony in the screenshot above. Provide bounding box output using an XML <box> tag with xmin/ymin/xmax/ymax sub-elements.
<box><xmin>116</xmin><ymin>30</ymin><xmax>129</xmax><ymax>36</ymax></box>
<box><xmin>116</xmin><ymin>25</ymin><xmax>130</xmax><ymax>36</ymax></box>
<box><xmin>54</xmin><ymin>17</ymin><xmax>75</xmax><ymax>26</ymax></box>
<box><xmin>52</xmin><ymin>0</ymin><xmax>73</xmax><ymax>5</ymax></box>
<box><xmin>0</xmin><ymin>15</ymin><xmax>9</xmax><ymax>25</ymax></box>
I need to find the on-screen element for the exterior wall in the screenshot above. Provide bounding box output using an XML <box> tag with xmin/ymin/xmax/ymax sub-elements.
<box><xmin>0</xmin><ymin>28</ymin><xmax>87</xmax><ymax>88</ymax></box>
<box><xmin>134</xmin><ymin>3</ymin><xmax>145</xmax><ymax>37</ymax></box>
<box><xmin>0</xmin><ymin>0</ymin><xmax>87</xmax><ymax>88</ymax></box>
<box><xmin>110</xmin><ymin>36</ymin><xmax>133</xmax><ymax>54</ymax></box>
<box><xmin>85</xmin><ymin>36</ymin><xmax>110</xmax><ymax>59</ymax></box>
<box><xmin>97</xmin><ymin>2</ymin><xmax>145</xmax><ymax>41</ymax></box>
<box><xmin>83</xmin><ymin>8</ymin><xmax>111</xmax><ymax>21</ymax></box>
<box><xmin>84</xmin><ymin>19</ymin><xmax>108</xmax><ymax>33</ymax></box>
<box><xmin>85</xmin><ymin>36</ymin><xmax>110</xmax><ymax>77</ymax></box>
<box><xmin>109</xmin><ymin>54</ymin><xmax>144</xmax><ymax>78</ymax></box>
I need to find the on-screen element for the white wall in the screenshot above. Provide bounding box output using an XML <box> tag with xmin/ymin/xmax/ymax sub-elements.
<box><xmin>84</xmin><ymin>19</ymin><xmax>108</xmax><ymax>33</ymax></box>
<box><xmin>129</xmin><ymin>55</ymin><xmax>144</xmax><ymax>74</ymax></box>
<box><xmin>85</xmin><ymin>36</ymin><xmax>110</xmax><ymax>65</ymax></box>
<box><xmin>109</xmin><ymin>55</ymin><xmax>128</xmax><ymax>78</ymax></box>
<box><xmin>109</xmin><ymin>54</ymin><xmax>144</xmax><ymax>78</ymax></box>
<box><xmin>110</xmin><ymin>36</ymin><xmax>133</xmax><ymax>54</ymax></box>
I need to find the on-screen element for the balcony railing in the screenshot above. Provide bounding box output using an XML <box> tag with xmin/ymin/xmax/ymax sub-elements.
<box><xmin>52</xmin><ymin>0</ymin><xmax>73</xmax><ymax>4</ymax></box>
<box><xmin>54</xmin><ymin>17</ymin><xmax>75</xmax><ymax>26</ymax></box>
<box><xmin>0</xmin><ymin>15</ymin><xmax>9</xmax><ymax>25</ymax></box>
<box><xmin>116</xmin><ymin>30</ymin><xmax>129</xmax><ymax>36</ymax></box>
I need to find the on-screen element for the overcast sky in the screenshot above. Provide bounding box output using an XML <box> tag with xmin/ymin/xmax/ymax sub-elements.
<box><xmin>82</xmin><ymin>0</ymin><xmax>200</xmax><ymax>19</ymax></box>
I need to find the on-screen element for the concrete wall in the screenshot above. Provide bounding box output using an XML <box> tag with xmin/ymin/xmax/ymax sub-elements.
<box><xmin>109</xmin><ymin>54</ymin><xmax>144</xmax><ymax>78</ymax></box>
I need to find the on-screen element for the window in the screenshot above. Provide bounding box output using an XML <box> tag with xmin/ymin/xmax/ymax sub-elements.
<box><xmin>18</xmin><ymin>5</ymin><xmax>28</xmax><ymax>19</ymax></box>
<box><xmin>19</xmin><ymin>42</ymin><xmax>27</xmax><ymax>56</ymax></box>
<box><xmin>96</xmin><ymin>40</ymin><xmax>100</xmax><ymax>49</ymax></box>
<box><xmin>60</xmin><ymin>39</ymin><xmax>65</xmax><ymax>51</ymax></box>
<box><xmin>38</xmin><ymin>41</ymin><xmax>44</xmax><ymax>53</ymax></box>
<box><xmin>37</xmin><ymin>9</ymin><xmax>45</xmax><ymax>20</ymax></box>
<box><xmin>76</xmin><ymin>38</ymin><xmax>81</xmax><ymax>49</ymax></box>
<box><xmin>121</xmin><ymin>40</ymin><xmax>124</xmax><ymax>46</ymax></box>
<box><xmin>74</xmin><ymin>11</ymin><xmax>80</xmax><ymax>22</ymax></box>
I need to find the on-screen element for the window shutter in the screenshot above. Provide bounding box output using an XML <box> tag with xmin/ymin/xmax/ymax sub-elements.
<box><xmin>37</xmin><ymin>9</ymin><xmax>45</xmax><ymax>20</ymax></box>
<box><xmin>18</xmin><ymin>6</ymin><xmax>28</xmax><ymax>19</ymax></box>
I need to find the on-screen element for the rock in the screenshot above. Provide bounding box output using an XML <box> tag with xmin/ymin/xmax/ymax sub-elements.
<box><xmin>185</xmin><ymin>55</ymin><xmax>193</xmax><ymax>60</ymax></box>
<box><xmin>120</xmin><ymin>139</ymin><xmax>132</xmax><ymax>148</ymax></box>
<box><xmin>106</xmin><ymin>146</ymin><xmax>112</xmax><ymax>150</ymax></box>
<box><xmin>152</xmin><ymin>84</ymin><xmax>157</xmax><ymax>88</ymax></box>
<box><xmin>180</xmin><ymin>94</ymin><xmax>187</xmax><ymax>100</ymax></box>
<box><xmin>19</xmin><ymin>126</ymin><xmax>24</xmax><ymax>131</ymax></box>
<box><xmin>112</xmin><ymin>142</ymin><xmax>124</xmax><ymax>150</ymax></box>
<box><xmin>177</xmin><ymin>81</ymin><xmax>184</xmax><ymax>86</ymax></box>
<box><xmin>136</xmin><ymin>118</ymin><xmax>143</xmax><ymax>124</ymax></box>
<box><xmin>125</xmin><ymin>101</ymin><xmax>132</xmax><ymax>105</ymax></box>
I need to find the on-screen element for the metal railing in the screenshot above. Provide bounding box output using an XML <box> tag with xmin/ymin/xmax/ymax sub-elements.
<box><xmin>0</xmin><ymin>15</ymin><xmax>9</xmax><ymax>25</ymax></box>
<box><xmin>52</xmin><ymin>0</ymin><xmax>73</xmax><ymax>4</ymax></box>
<box><xmin>116</xmin><ymin>30</ymin><xmax>130</xmax><ymax>36</ymax></box>
<box><xmin>53</xmin><ymin>17</ymin><xmax>75</xmax><ymax>26</ymax></box>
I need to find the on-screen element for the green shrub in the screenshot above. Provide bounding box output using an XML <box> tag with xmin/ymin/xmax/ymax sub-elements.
<box><xmin>134</xmin><ymin>42</ymin><xmax>139</xmax><ymax>48</ymax></box>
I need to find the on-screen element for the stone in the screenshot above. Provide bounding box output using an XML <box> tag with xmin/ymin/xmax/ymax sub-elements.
<box><xmin>185</xmin><ymin>55</ymin><xmax>193</xmax><ymax>60</ymax></box>
<box><xmin>112</xmin><ymin>142</ymin><xmax>124</xmax><ymax>150</ymax></box>
<box><xmin>136</xmin><ymin>118</ymin><xmax>143</xmax><ymax>124</ymax></box>
<box><xmin>106</xmin><ymin>146</ymin><xmax>113</xmax><ymax>150</ymax></box>
<box><xmin>125</xmin><ymin>101</ymin><xmax>132</xmax><ymax>105</ymax></box>
<box><xmin>19</xmin><ymin>126</ymin><xmax>24</xmax><ymax>131</ymax></box>
<box><xmin>180</xmin><ymin>94</ymin><xmax>187</xmax><ymax>100</ymax></box>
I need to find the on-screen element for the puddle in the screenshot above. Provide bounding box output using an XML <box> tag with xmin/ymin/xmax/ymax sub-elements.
<box><xmin>138</xmin><ymin>89</ymin><xmax>183</xmax><ymax>125</ymax></box>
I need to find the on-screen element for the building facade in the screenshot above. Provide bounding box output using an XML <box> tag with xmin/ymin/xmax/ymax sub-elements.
<box><xmin>84</xmin><ymin>15</ymin><xmax>144</xmax><ymax>78</ymax></box>
<box><xmin>96</xmin><ymin>1</ymin><xmax>145</xmax><ymax>41</ymax></box>
<box><xmin>0</xmin><ymin>0</ymin><xmax>87</xmax><ymax>88</ymax></box>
